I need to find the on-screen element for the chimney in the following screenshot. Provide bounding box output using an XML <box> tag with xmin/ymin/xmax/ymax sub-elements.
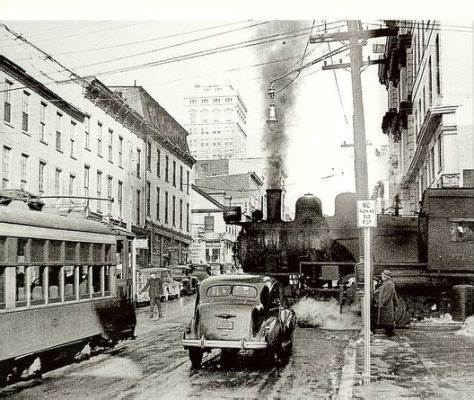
<box><xmin>266</xmin><ymin>188</ymin><xmax>282</xmax><ymax>222</ymax></box>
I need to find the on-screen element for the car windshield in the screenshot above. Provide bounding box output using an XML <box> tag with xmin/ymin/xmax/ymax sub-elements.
<box><xmin>232</xmin><ymin>285</ymin><xmax>258</xmax><ymax>298</ymax></box>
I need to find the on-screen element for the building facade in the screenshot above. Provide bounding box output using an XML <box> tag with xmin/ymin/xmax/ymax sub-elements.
<box><xmin>0</xmin><ymin>55</ymin><xmax>194</xmax><ymax>270</ymax></box>
<box><xmin>379</xmin><ymin>20</ymin><xmax>473</xmax><ymax>214</ymax></box>
<box><xmin>184</xmin><ymin>84</ymin><xmax>247</xmax><ymax>160</ymax></box>
<box><xmin>189</xmin><ymin>185</ymin><xmax>239</xmax><ymax>264</ymax></box>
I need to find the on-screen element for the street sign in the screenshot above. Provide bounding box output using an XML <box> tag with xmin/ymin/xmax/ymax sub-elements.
<box><xmin>357</xmin><ymin>200</ymin><xmax>377</xmax><ymax>228</ymax></box>
<box><xmin>134</xmin><ymin>238</ymin><xmax>148</xmax><ymax>249</ymax></box>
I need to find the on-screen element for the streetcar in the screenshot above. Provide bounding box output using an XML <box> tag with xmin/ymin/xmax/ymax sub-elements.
<box><xmin>0</xmin><ymin>190</ymin><xmax>136</xmax><ymax>384</ymax></box>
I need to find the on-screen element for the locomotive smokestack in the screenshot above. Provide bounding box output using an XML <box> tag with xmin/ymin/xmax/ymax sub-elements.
<box><xmin>266</xmin><ymin>188</ymin><xmax>282</xmax><ymax>221</ymax></box>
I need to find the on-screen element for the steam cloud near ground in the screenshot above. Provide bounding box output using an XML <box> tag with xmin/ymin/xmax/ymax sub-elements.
<box><xmin>293</xmin><ymin>297</ymin><xmax>361</xmax><ymax>330</ymax></box>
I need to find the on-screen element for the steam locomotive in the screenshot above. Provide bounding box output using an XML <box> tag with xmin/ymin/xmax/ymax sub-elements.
<box><xmin>225</xmin><ymin>187</ymin><xmax>474</xmax><ymax>324</ymax></box>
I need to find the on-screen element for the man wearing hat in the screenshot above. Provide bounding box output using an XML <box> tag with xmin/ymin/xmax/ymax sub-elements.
<box><xmin>377</xmin><ymin>270</ymin><xmax>398</xmax><ymax>337</ymax></box>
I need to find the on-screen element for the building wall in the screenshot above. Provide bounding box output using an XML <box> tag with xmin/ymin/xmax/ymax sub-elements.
<box><xmin>0</xmin><ymin>56</ymin><xmax>194</xmax><ymax>268</ymax></box>
<box><xmin>184</xmin><ymin>85</ymin><xmax>247</xmax><ymax>160</ymax></box>
<box><xmin>380</xmin><ymin>20</ymin><xmax>473</xmax><ymax>214</ymax></box>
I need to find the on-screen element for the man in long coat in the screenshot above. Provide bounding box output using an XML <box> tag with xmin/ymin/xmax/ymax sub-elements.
<box><xmin>377</xmin><ymin>269</ymin><xmax>398</xmax><ymax>337</ymax></box>
<box><xmin>141</xmin><ymin>272</ymin><xmax>164</xmax><ymax>319</ymax></box>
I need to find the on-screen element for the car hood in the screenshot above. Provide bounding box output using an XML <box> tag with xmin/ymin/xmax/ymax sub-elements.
<box><xmin>198</xmin><ymin>302</ymin><xmax>254</xmax><ymax>341</ymax></box>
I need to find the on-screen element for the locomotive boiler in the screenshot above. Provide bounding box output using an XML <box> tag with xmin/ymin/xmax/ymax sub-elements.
<box><xmin>225</xmin><ymin>187</ymin><xmax>474</xmax><ymax>324</ymax></box>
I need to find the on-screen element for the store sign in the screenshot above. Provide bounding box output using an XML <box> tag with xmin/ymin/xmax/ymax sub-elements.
<box><xmin>134</xmin><ymin>238</ymin><xmax>148</xmax><ymax>249</ymax></box>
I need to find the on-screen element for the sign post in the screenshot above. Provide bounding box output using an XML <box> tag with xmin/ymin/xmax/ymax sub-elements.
<box><xmin>357</xmin><ymin>199</ymin><xmax>377</xmax><ymax>384</ymax></box>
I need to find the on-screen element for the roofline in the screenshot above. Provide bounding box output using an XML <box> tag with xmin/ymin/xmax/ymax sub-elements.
<box><xmin>191</xmin><ymin>184</ymin><xmax>225</xmax><ymax>209</ymax></box>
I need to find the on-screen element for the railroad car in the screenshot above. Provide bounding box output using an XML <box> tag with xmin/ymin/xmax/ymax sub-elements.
<box><xmin>0</xmin><ymin>190</ymin><xmax>136</xmax><ymax>384</ymax></box>
<box><xmin>225</xmin><ymin>187</ymin><xmax>474</xmax><ymax>324</ymax></box>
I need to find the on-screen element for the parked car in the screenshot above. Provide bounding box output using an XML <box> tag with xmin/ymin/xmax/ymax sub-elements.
<box><xmin>136</xmin><ymin>267</ymin><xmax>182</xmax><ymax>303</ymax></box>
<box><xmin>182</xmin><ymin>274</ymin><xmax>296</xmax><ymax>368</ymax></box>
<box><xmin>208</xmin><ymin>262</ymin><xmax>222</xmax><ymax>276</ymax></box>
<box><xmin>189</xmin><ymin>263</ymin><xmax>211</xmax><ymax>282</ymax></box>
<box><xmin>169</xmin><ymin>265</ymin><xmax>199</xmax><ymax>295</ymax></box>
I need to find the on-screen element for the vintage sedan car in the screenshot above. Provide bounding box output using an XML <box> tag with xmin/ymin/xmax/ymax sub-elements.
<box><xmin>169</xmin><ymin>265</ymin><xmax>199</xmax><ymax>295</ymax></box>
<box><xmin>182</xmin><ymin>274</ymin><xmax>296</xmax><ymax>368</ymax></box>
<box><xmin>136</xmin><ymin>267</ymin><xmax>182</xmax><ymax>303</ymax></box>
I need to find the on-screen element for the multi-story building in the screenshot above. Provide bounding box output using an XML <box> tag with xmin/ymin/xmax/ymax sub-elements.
<box><xmin>184</xmin><ymin>84</ymin><xmax>247</xmax><ymax>160</ymax></box>
<box><xmin>194</xmin><ymin>157</ymin><xmax>288</xmax><ymax>219</ymax></box>
<box><xmin>195</xmin><ymin>172</ymin><xmax>264</xmax><ymax>220</ymax></box>
<box><xmin>189</xmin><ymin>184</ymin><xmax>239</xmax><ymax>264</ymax></box>
<box><xmin>379</xmin><ymin>20</ymin><xmax>473</xmax><ymax>214</ymax></box>
<box><xmin>0</xmin><ymin>55</ymin><xmax>194</xmax><ymax>270</ymax></box>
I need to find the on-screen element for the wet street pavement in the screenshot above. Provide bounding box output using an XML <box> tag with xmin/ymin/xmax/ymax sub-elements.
<box><xmin>353</xmin><ymin>324</ymin><xmax>474</xmax><ymax>399</ymax></box>
<box><xmin>1</xmin><ymin>296</ymin><xmax>356</xmax><ymax>399</ymax></box>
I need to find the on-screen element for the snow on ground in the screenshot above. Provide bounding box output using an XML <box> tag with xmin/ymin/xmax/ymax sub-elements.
<box><xmin>413</xmin><ymin>313</ymin><xmax>461</xmax><ymax>327</ymax></box>
<box><xmin>293</xmin><ymin>298</ymin><xmax>361</xmax><ymax>330</ymax></box>
<box><xmin>455</xmin><ymin>315</ymin><xmax>474</xmax><ymax>337</ymax></box>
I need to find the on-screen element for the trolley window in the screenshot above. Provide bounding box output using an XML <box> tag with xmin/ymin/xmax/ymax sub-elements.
<box><xmin>79</xmin><ymin>266</ymin><xmax>90</xmax><ymax>299</ymax></box>
<box><xmin>65</xmin><ymin>241</ymin><xmax>77</xmax><ymax>263</ymax></box>
<box><xmin>48</xmin><ymin>266</ymin><xmax>61</xmax><ymax>303</ymax></box>
<box><xmin>79</xmin><ymin>243</ymin><xmax>91</xmax><ymax>263</ymax></box>
<box><xmin>31</xmin><ymin>239</ymin><xmax>46</xmax><ymax>263</ymax></box>
<box><xmin>30</xmin><ymin>266</ymin><xmax>46</xmax><ymax>305</ymax></box>
<box><xmin>15</xmin><ymin>266</ymin><xmax>27</xmax><ymax>306</ymax></box>
<box><xmin>92</xmin><ymin>265</ymin><xmax>102</xmax><ymax>297</ymax></box>
<box><xmin>64</xmin><ymin>266</ymin><xmax>76</xmax><ymax>301</ymax></box>
<box><xmin>104</xmin><ymin>266</ymin><xmax>111</xmax><ymax>295</ymax></box>
<box><xmin>17</xmin><ymin>239</ymin><xmax>27</xmax><ymax>263</ymax></box>
<box><xmin>0</xmin><ymin>267</ymin><xmax>5</xmax><ymax>309</ymax></box>
<box><xmin>49</xmin><ymin>240</ymin><xmax>62</xmax><ymax>262</ymax></box>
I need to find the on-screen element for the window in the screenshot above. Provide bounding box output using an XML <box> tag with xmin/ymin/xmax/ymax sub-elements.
<box><xmin>186</xmin><ymin>171</ymin><xmax>190</xmax><ymax>194</ymax></box>
<box><xmin>172</xmin><ymin>195</ymin><xmax>176</xmax><ymax>226</ymax></box>
<box><xmin>172</xmin><ymin>160</ymin><xmax>176</xmax><ymax>187</ymax></box>
<box><xmin>449</xmin><ymin>221</ymin><xmax>474</xmax><ymax>242</ymax></box>
<box><xmin>213</xmin><ymin>98</ymin><xmax>220</xmax><ymax>103</ymax></box>
<box><xmin>146</xmin><ymin>181</ymin><xmax>151</xmax><ymax>216</ymax></box>
<box><xmin>186</xmin><ymin>203</ymin><xmax>190</xmax><ymax>232</ymax></box>
<box><xmin>201</xmin><ymin>98</ymin><xmax>208</xmax><ymax>104</ymax></box>
<box><xmin>189</xmin><ymin>112</ymin><xmax>196</xmax><ymax>124</ymax></box>
<box><xmin>107</xmin><ymin>176</ymin><xmax>112</xmax><ymax>215</ymax></box>
<box><xmin>225</xmin><ymin>97</ymin><xmax>232</xmax><ymax>103</ymax></box>
<box><xmin>55</xmin><ymin>168</ymin><xmax>62</xmax><ymax>196</ymax></box>
<box><xmin>165</xmin><ymin>155</ymin><xmax>169</xmax><ymax>182</ymax></box>
<box><xmin>3</xmin><ymin>80</ymin><xmax>12</xmax><ymax>123</ymax></box>
<box><xmin>156</xmin><ymin>149</ymin><xmax>161</xmax><ymax>177</ymax></box>
<box><xmin>156</xmin><ymin>186</ymin><xmax>161</xmax><ymax>220</ymax></box>
<box><xmin>83</xmin><ymin>165</ymin><xmax>90</xmax><ymax>197</ymax></box>
<box><xmin>118</xmin><ymin>136</ymin><xmax>123</xmax><ymax>167</ymax></box>
<box><xmin>437</xmin><ymin>135</ymin><xmax>443</xmax><ymax>172</ymax></box>
<box><xmin>435</xmin><ymin>34</ymin><xmax>441</xmax><ymax>95</ymax></box>
<box><xmin>96</xmin><ymin>171</ymin><xmax>102</xmax><ymax>213</ymax></box>
<box><xmin>38</xmin><ymin>161</ymin><xmax>46</xmax><ymax>193</ymax></box>
<box><xmin>136</xmin><ymin>148</ymin><xmax>141</xmax><ymax>178</ymax></box>
<box><xmin>136</xmin><ymin>190</ymin><xmax>141</xmax><ymax>225</ymax></box>
<box><xmin>84</xmin><ymin>116</ymin><xmax>90</xmax><ymax>149</ymax></box>
<box><xmin>180</xmin><ymin>165</ymin><xmax>183</xmax><ymax>191</ymax></box>
<box><xmin>204</xmin><ymin>216</ymin><xmax>214</xmax><ymax>232</ymax></box>
<box><xmin>146</xmin><ymin>141</ymin><xmax>151</xmax><ymax>170</ymax></box>
<box><xmin>428</xmin><ymin>56</ymin><xmax>433</xmax><ymax>107</ymax></box>
<box><xmin>22</xmin><ymin>91</ymin><xmax>29</xmax><ymax>132</ymax></box>
<box><xmin>179</xmin><ymin>199</ymin><xmax>183</xmax><ymax>229</ymax></box>
<box><xmin>97</xmin><ymin>122</ymin><xmax>103</xmax><ymax>156</ymax></box>
<box><xmin>40</xmin><ymin>102</ymin><xmax>47</xmax><ymax>142</ymax></box>
<box><xmin>430</xmin><ymin>147</ymin><xmax>435</xmax><ymax>183</ymax></box>
<box><xmin>117</xmin><ymin>181</ymin><xmax>123</xmax><ymax>218</ymax></box>
<box><xmin>108</xmin><ymin>129</ymin><xmax>113</xmax><ymax>162</ymax></box>
<box><xmin>56</xmin><ymin>112</ymin><xmax>62</xmax><ymax>150</ymax></box>
<box><xmin>20</xmin><ymin>154</ymin><xmax>28</xmax><ymax>190</ymax></box>
<box><xmin>165</xmin><ymin>191</ymin><xmax>169</xmax><ymax>224</ymax></box>
<box><xmin>70</xmin><ymin>121</ymin><xmax>76</xmax><ymax>158</ymax></box>
<box><xmin>69</xmin><ymin>174</ymin><xmax>76</xmax><ymax>196</ymax></box>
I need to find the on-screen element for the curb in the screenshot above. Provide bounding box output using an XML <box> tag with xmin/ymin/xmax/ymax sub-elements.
<box><xmin>337</xmin><ymin>336</ymin><xmax>358</xmax><ymax>399</ymax></box>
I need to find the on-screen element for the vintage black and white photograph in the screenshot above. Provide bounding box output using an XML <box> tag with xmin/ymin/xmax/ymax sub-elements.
<box><xmin>0</xmin><ymin>1</ymin><xmax>473</xmax><ymax>398</ymax></box>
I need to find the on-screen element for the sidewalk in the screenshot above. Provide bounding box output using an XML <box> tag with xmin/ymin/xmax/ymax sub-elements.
<box><xmin>346</xmin><ymin>322</ymin><xmax>474</xmax><ymax>399</ymax></box>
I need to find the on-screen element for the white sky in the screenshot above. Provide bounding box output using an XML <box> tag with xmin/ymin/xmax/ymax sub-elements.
<box><xmin>1</xmin><ymin>1</ymin><xmax>472</xmax><ymax>215</ymax></box>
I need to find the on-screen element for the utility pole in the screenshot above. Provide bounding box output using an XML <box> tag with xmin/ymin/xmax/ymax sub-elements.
<box><xmin>310</xmin><ymin>21</ymin><xmax>398</xmax><ymax>386</ymax></box>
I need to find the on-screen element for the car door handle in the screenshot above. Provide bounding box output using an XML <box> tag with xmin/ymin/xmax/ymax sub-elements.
<box><xmin>215</xmin><ymin>313</ymin><xmax>236</xmax><ymax>319</ymax></box>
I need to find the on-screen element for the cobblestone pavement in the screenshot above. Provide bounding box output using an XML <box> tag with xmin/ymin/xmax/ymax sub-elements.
<box><xmin>352</xmin><ymin>324</ymin><xmax>474</xmax><ymax>399</ymax></box>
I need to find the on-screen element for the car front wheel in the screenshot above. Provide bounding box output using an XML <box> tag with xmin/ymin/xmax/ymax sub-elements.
<box><xmin>189</xmin><ymin>348</ymin><xmax>203</xmax><ymax>368</ymax></box>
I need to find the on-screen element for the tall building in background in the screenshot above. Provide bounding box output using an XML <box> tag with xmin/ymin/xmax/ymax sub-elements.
<box><xmin>379</xmin><ymin>20</ymin><xmax>473</xmax><ymax>214</ymax></box>
<box><xmin>184</xmin><ymin>84</ymin><xmax>247</xmax><ymax>160</ymax></box>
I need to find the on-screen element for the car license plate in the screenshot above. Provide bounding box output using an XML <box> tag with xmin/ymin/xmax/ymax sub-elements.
<box><xmin>216</xmin><ymin>320</ymin><xmax>234</xmax><ymax>330</ymax></box>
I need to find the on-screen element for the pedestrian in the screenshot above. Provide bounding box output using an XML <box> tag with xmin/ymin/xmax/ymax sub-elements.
<box><xmin>140</xmin><ymin>272</ymin><xmax>164</xmax><ymax>319</ymax></box>
<box><xmin>377</xmin><ymin>269</ymin><xmax>398</xmax><ymax>337</ymax></box>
